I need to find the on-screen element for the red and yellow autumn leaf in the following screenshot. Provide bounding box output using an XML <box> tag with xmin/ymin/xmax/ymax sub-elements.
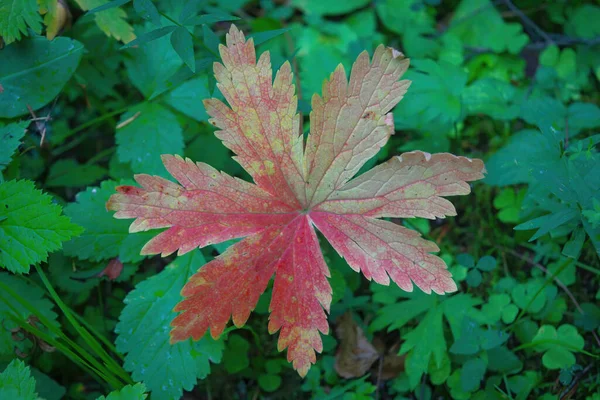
<box><xmin>107</xmin><ymin>24</ymin><xmax>485</xmax><ymax>377</ymax></box>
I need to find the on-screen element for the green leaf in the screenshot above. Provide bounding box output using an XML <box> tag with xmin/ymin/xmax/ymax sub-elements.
<box><xmin>466</xmin><ymin>269</ymin><xmax>482</xmax><ymax>287</ymax></box>
<box><xmin>394</xmin><ymin>60</ymin><xmax>467</xmax><ymax>128</ymax></box>
<box><xmin>223</xmin><ymin>334</ymin><xmax>250</xmax><ymax>373</ymax></box>
<box><xmin>133</xmin><ymin>0</ymin><xmax>160</xmax><ymax>26</ymax></box>
<box><xmin>0</xmin><ymin>180</ymin><xmax>82</xmax><ymax>273</ymax></box>
<box><xmin>30</xmin><ymin>368</ymin><xmax>66</xmax><ymax>400</ymax></box>
<box><xmin>511</xmin><ymin>280</ymin><xmax>547</xmax><ymax>313</ymax></box>
<box><xmin>63</xmin><ymin>180</ymin><xmax>153</xmax><ymax>262</ymax></box>
<box><xmin>124</xmin><ymin>24</ymin><xmax>183</xmax><ymax>97</ymax></box>
<box><xmin>164</xmin><ymin>76</ymin><xmax>212</xmax><ymax>122</ymax></box>
<box><xmin>476</xmin><ymin>256</ymin><xmax>496</xmax><ymax>272</ymax></box>
<box><xmin>121</xmin><ymin>26</ymin><xmax>177</xmax><ymax>49</ymax></box>
<box><xmin>248</xmin><ymin>28</ymin><xmax>290</xmax><ymax>46</ymax></box>
<box><xmin>375</xmin><ymin>0</ymin><xmax>434</xmax><ymax>37</ymax></box>
<box><xmin>171</xmin><ymin>27</ymin><xmax>196</xmax><ymax>73</ymax></box>
<box><xmin>258</xmin><ymin>373</ymin><xmax>282</xmax><ymax>392</ymax></box>
<box><xmin>115</xmin><ymin>250</ymin><xmax>223</xmax><ymax>400</ymax></box>
<box><xmin>87</xmin><ymin>0</ymin><xmax>131</xmax><ymax>14</ymax></box>
<box><xmin>532</xmin><ymin>324</ymin><xmax>584</xmax><ymax>369</ymax></box>
<box><xmin>574</xmin><ymin>303</ymin><xmax>600</xmax><ymax>332</ymax></box>
<box><xmin>0</xmin><ymin>360</ymin><xmax>37</xmax><ymax>400</ymax></box>
<box><xmin>565</xmin><ymin>4</ymin><xmax>600</xmax><ymax>39</ymax></box>
<box><xmin>0</xmin><ymin>0</ymin><xmax>42</xmax><ymax>44</ymax></box>
<box><xmin>74</xmin><ymin>0</ymin><xmax>135</xmax><ymax>43</ymax></box>
<box><xmin>515</xmin><ymin>209</ymin><xmax>579</xmax><ymax>242</ymax></box>
<box><xmin>202</xmin><ymin>24</ymin><xmax>219</xmax><ymax>55</ymax></box>
<box><xmin>0</xmin><ymin>121</ymin><xmax>28</xmax><ymax>172</ymax></box>
<box><xmin>115</xmin><ymin>103</ymin><xmax>184</xmax><ymax>176</ymax></box>
<box><xmin>292</xmin><ymin>0</ymin><xmax>369</xmax><ymax>15</ymax></box>
<box><xmin>0</xmin><ymin>36</ymin><xmax>84</xmax><ymax>119</ymax></box>
<box><xmin>486</xmin><ymin>346</ymin><xmax>522</xmax><ymax>374</ymax></box>
<box><xmin>448</xmin><ymin>0</ymin><xmax>528</xmax><ymax>53</ymax></box>
<box><xmin>181</xmin><ymin>13</ymin><xmax>239</xmax><ymax>26</ymax></box>
<box><xmin>400</xmin><ymin>306</ymin><xmax>445</xmax><ymax>388</ymax></box>
<box><xmin>0</xmin><ymin>273</ymin><xmax>59</xmax><ymax>359</ymax></box>
<box><xmin>460</xmin><ymin>358</ymin><xmax>486</xmax><ymax>392</ymax></box>
<box><xmin>96</xmin><ymin>383</ymin><xmax>147</xmax><ymax>400</ymax></box>
<box><xmin>46</xmin><ymin>159</ymin><xmax>107</xmax><ymax>188</ymax></box>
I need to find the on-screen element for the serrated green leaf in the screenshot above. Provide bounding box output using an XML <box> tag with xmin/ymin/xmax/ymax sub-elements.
<box><xmin>0</xmin><ymin>359</ymin><xmax>37</xmax><ymax>400</ymax></box>
<box><xmin>115</xmin><ymin>103</ymin><xmax>183</xmax><ymax>176</ymax></box>
<box><xmin>0</xmin><ymin>37</ymin><xmax>83</xmax><ymax>118</ymax></box>
<box><xmin>96</xmin><ymin>383</ymin><xmax>147</xmax><ymax>400</ymax></box>
<box><xmin>0</xmin><ymin>121</ymin><xmax>28</xmax><ymax>172</ymax></box>
<box><xmin>0</xmin><ymin>0</ymin><xmax>42</xmax><ymax>44</ymax></box>
<box><xmin>74</xmin><ymin>0</ymin><xmax>135</xmax><ymax>43</ymax></box>
<box><xmin>115</xmin><ymin>250</ymin><xmax>223</xmax><ymax>400</ymax></box>
<box><xmin>46</xmin><ymin>159</ymin><xmax>107</xmax><ymax>188</ymax></box>
<box><xmin>0</xmin><ymin>180</ymin><xmax>82</xmax><ymax>273</ymax></box>
<box><xmin>171</xmin><ymin>27</ymin><xmax>195</xmax><ymax>72</ymax></box>
<box><xmin>62</xmin><ymin>180</ymin><xmax>153</xmax><ymax>262</ymax></box>
<box><xmin>400</xmin><ymin>306</ymin><xmax>445</xmax><ymax>388</ymax></box>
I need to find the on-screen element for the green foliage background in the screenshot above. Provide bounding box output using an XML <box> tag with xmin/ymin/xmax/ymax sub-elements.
<box><xmin>0</xmin><ymin>0</ymin><xmax>599</xmax><ymax>399</ymax></box>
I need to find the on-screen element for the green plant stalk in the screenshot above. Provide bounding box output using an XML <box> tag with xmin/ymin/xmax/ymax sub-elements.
<box><xmin>0</xmin><ymin>280</ymin><xmax>125</xmax><ymax>388</ymax></box>
<box><xmin>0</xmin><ymin>292</ymin><xmax>113</xmax><ymax>389</ymax></box>
<box><xmin>35</xmin><ymin>265</ymin><xmax>133</xmax><ymax>385</ymax></box>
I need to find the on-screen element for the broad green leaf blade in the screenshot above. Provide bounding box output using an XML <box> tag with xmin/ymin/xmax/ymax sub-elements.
<box><xmin>0</xmin><ymin>37</ymin><xmax>84</xmax><ymax>118</ymax></box>
<box><xmin>74</xmin><ymin>0</ymin><xmax>135</xmax><ymax>43</ymax></box>
<box><xmin>0</xmin><ymin>273</ymin><xmax>59</xmax><ymax>360</ymax></box>
<box><xmin>46</xmin><ymin>159</ymin><xmax>107</xmax><ymax>188</ymax></box>
<box><xmin>171</xmin><ymin>27</ymin><xmax>195</xmax><ymax>73</ymax></box>
<box><xmin>292</xmin><ymin>0</ymin><xmax>369</xmax><ymax>15</ymax></box>
<box><xmin>0</xmin><ymin>360</ymin><xmax>37</xmax><ymax>400</ymax></box>
<box><xmin>0</xmin><ymin>121</ymin><xmax>28</xmax><ymax>172</ymax></box>
<box><xmin>116</xmin><ymin>251</ymin><xmax>222</xmax><ymax>400</ymax></box>
<box><xmin>0</xmin><ymin>0</ymin><xmax>42</xmax><ymax>44</ymax></box>
<box><xmin>115</xmin><ymin>103</ymin><xmax>183</xmax><ymax>176</ymax></box>
<box><xmin>63</xmin><ymin>180</ymin><xmax>153</xmax><ymax>262</ymax></box>
<box><xmin>124</xmin><ymin>24</ymin><xmax>183</xmax><ymax>97</ymax></box>
<box><xmin>0</xmin><ymin>180</ymin><xmax>83</xmax><ymax>273</ymax></box>
<box><xmin>96</xmin><ymin>383</ymin><xmax>147</xmax><ymax>400</ymax></box>
<box><xmin>163</xmin><ymin>76</ymin><xmax>211</xmax><ymax>121</ymax></box>
<box><xmin>202</xmin><ymin>24</ymin><xmax>219</xmax><ymax>55</ymax></box>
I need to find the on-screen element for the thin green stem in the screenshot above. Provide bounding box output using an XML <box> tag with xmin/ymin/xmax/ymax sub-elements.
<box><xmin>35</xmin><ymin>265</ymin><xmax>133</xmax><ymax>385</ymax></box>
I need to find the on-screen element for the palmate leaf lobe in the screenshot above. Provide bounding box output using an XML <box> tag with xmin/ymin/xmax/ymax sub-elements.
<box><xmin>107</xmin><ymin>24</ymin><xmax>485</xmax><ymax>377</ymax></box>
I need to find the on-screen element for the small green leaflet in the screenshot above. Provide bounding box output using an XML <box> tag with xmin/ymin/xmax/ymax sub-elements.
<box><xmin>0</xmin><ymin>180</ymin><xmax>83</xmax><ymax>273</ymax></box>
<box><xmin>63</xmin><ymin>180</ymin><xmax>154</xmax><ymax>262</ymax></box>
<box><xmin>30</xmin><ymin>367</ymin><xmax>66</xmax><ymax>400</ymax></box>
<box><xmin>115</xmin><ymin>103</ymin><xmax>184</xmax><ymax>176</ymax></box>
<box><xmin>0</xmin><ymin>273</ymin><xmax>60</xmax><ymax>359</ymax></box>
<box><xmin>0</xmin><ymin>359</ymin><xmax>38</xmax><ymax>400</ymax></box>
<box><xmin>531</xmin><ymin>324</ymin><xmax>584</xmax><ymax>369</ymax></box>
<box><xmin>0</xmin><ymin>37</ymin><xmax>84</xmax><ymax>118</ymax></box>
<box><xmin>115</xmin><ymin>250</ymin><xmax>223</xmax><ymax>400</ymax></box>
<box><xmin>96</xmin><ymin>383</ymin><xmax>148</xmax><ymax>400</ymax></box>
<box><xmin>0</xmin><ymin>121</ymin><xmax>28</xmax><ymax>172</ymax></box>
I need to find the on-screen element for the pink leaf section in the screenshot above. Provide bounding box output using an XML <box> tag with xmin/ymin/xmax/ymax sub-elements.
<box><xmin>107</xmin><ymin>24</ymin><xmax>486</xmax><ymax>376</ymax></box>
